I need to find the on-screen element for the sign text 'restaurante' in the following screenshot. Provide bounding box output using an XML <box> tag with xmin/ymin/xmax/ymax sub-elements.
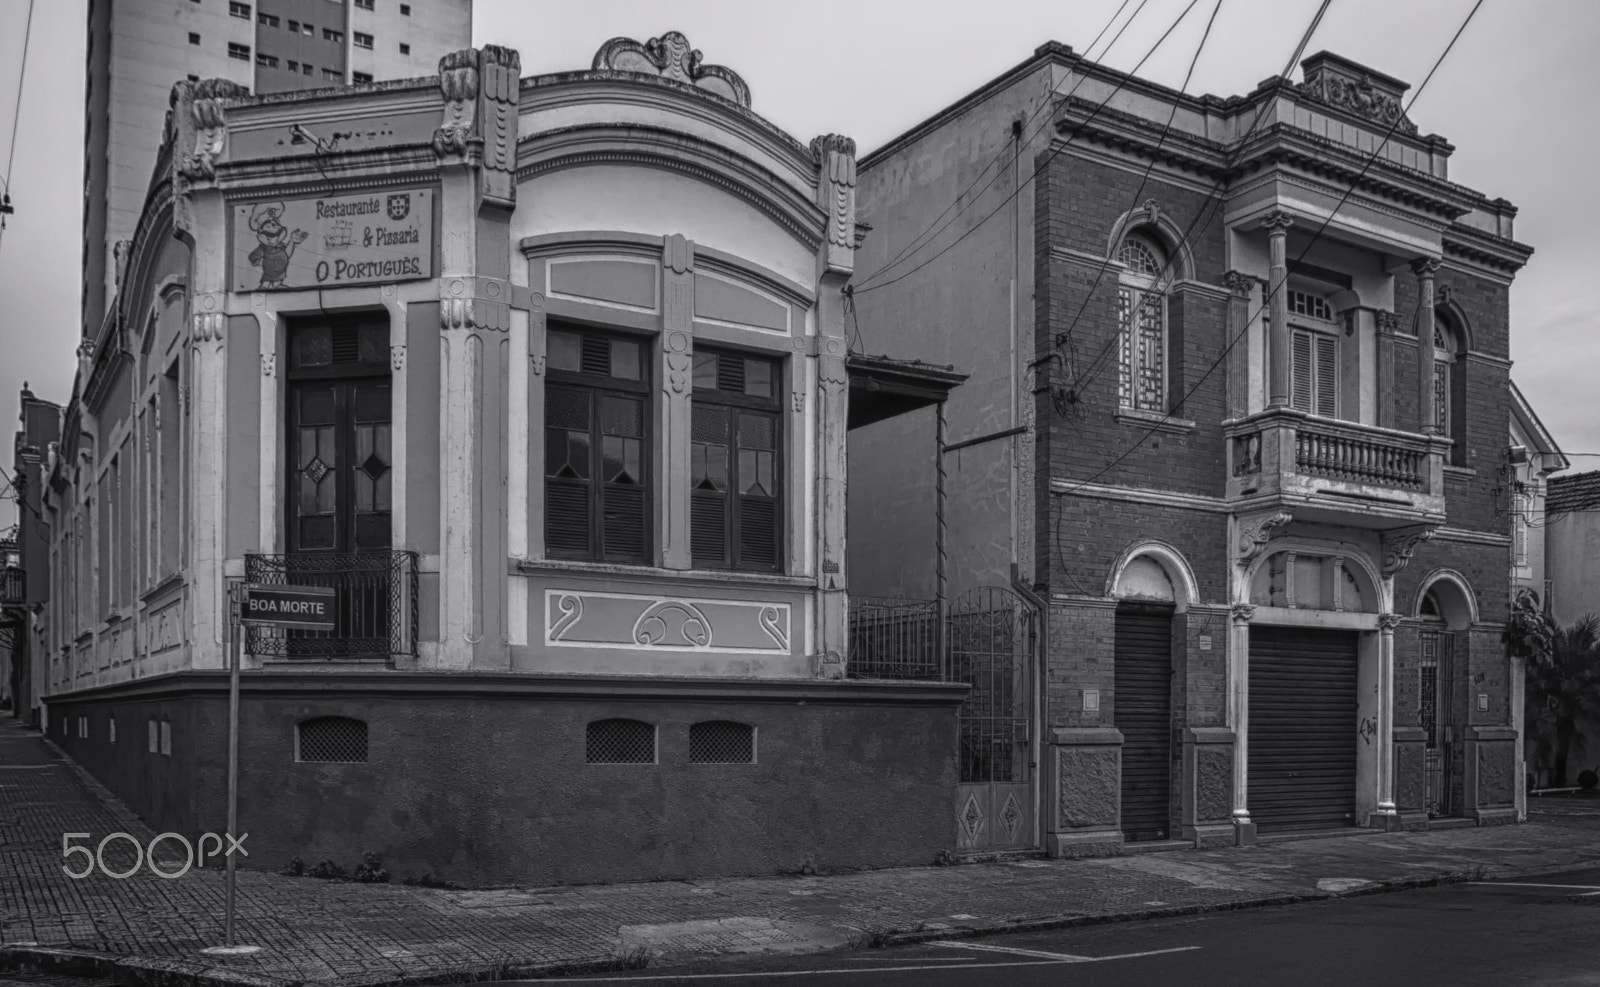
<box><xmin>231</xmin><ymin>189</ymin><xmax>433</xmax><ymax>292</ymax></box>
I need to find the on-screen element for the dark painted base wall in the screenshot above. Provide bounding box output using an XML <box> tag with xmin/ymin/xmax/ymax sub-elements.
<box><xmin>46</xmin><ymin>673</ymin><xmax>963</xmax><ymax>887</ymax></box>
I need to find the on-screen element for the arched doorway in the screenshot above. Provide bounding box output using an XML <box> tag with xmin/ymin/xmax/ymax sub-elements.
<box><xmin>1416</xmin><ymin>576</ymin><xmax>1475</xmax><ymax>818</ymax></box>
<box><xmin>1110</xmin><ymin>546</ymin><xmax>1195</xmax><ymax>842</ymax></box>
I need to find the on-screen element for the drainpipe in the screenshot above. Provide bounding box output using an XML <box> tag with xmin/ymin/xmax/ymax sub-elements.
<box><xmin>936</xmin><ymin>401</ymin><xmax>948</xmax><ymax>680</ymax></box>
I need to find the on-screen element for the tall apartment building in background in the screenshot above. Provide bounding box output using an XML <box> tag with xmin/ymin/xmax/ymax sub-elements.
<box><xmin>82</xmin><ymin>0</ymin><xmax>472</xmax><ymax>336</ymax></box>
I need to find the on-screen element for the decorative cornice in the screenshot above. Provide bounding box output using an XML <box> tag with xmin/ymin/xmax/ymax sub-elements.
<box><xmin>1050</xmin><ymin>479</ymin><xmax>1229</xmax><ymax>514</ymax></box>
<box><xmin>591</xmin><ymin>31</ymin><xmax>751</xmax><ymax>108</ymax></box>
<box><xmin>1380</xmin><ymin>525</ymin><xmax>1436</xmax><ymax>578</ymax></box>
<box><xmin>172</xmin><ymin>78</ymin><xmax>248</xmax><ymax>182</ymax></box>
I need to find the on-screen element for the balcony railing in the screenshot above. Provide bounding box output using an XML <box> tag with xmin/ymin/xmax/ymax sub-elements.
<box><xmin>847</xmin><ymin>597</ymin><xmax>941</xmax><ymax>680</ymax></box>
<box><xmin>1227</xmin><ymin>408</ymin><xmax>1444</xmax><ymax>500</ymax></box>
<box><xmin>244</xmin><ymin>551</ymin><xmax>418</xmax><ymax>661</ymax></box>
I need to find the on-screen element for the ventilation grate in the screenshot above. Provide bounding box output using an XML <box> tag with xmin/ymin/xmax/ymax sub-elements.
<box><xmin>689</xmin><ymin>720</ymin><xmax>755</xmax><ymax>764</ymax></box>
<box><xmin>298</xmin><ymin>717</ymin><xmax>369</xmax><ymax>762</ymax></box>
<box><xmin>586</xmin><ymin>719</ymin><xmax>655</xmax><ymax>764</ymax></box>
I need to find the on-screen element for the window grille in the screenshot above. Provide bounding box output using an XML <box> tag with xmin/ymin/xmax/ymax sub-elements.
<box><xmin>689</xmin><ymin>721</ymin><xmax>756</xmax><ymax>764</ymax></box>
<box><xmin>1117</xmin><ymin>237</ymin><xmax>1164</xmax><ymax>277</ymax></box>
<box><xmin>297</xmin><ymin>717</ymin><xmax>369</xmax><ymax>762</ymax></box>
<box><xmin>1116</xmin><ymin>232</ymin><xmax>1169</xmax><ymax>413</ymax></box>
<box><xmin>586</xmin><ymin>719</ymin><xmax>656</xmax><ymax>764</ymax></box>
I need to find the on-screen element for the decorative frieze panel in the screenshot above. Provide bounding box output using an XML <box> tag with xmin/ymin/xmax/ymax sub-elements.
<box><xmin>1056</xmin><ymin>747</ymin><xmax>1119</xmax><ymax>829</ymax></box>
<box><xmin>142</xmin><ymin>598</ymin><xmax>185</xmax><ymax>656</ymax></box>
<box><xmin>692</xmin><ymin>270</ymin><xmax>790</xmax><ymax>334</ymax></box>
<box><xmin>1196</xmin><ymin>746</ymin><xmax>1232</xmax><ymax>822</ymax></box>
<box><xmin>544</xmin><ymin>590</ymin><xmax>791</xmax><ymax>652</ymax></box>
<box><xmin>1476</xmin><ymin>742</ymin><xmax>1516</xmax><ymax>807</ymax></box>
<box><xmin>546</xmin><ymin>257</ymin><xmax>660</xmax><ymax>313</ymax></box>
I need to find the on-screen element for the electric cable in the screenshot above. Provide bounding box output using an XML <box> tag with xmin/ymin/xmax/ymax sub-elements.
<box><xmin>1054</xmin><ymin>0</ymin><xmax>1489</xmax><ymax>510</ymax></box>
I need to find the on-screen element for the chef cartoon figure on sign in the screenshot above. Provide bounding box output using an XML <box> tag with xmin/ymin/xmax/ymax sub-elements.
<box><xmin>246</xmin><ymin>201</ymin><xmax>309</xmax><ymax>288</ymax></box>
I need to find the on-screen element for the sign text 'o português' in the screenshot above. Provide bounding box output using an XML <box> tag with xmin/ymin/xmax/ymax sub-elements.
<box><xmin>231</xmin><ymin>189</ymin><xmax>433</xmax><ymax>292</ymax></box>
<box><xmin>242</xmin><ymin>584</ymin><xmax>337</xmax><ymax>631</ymax></box>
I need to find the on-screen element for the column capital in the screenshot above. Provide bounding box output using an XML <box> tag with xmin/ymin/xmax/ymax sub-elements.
<box><xmin>1260</xmin><ymin>210</ymin><xmax>1295</xmax><ymax>235</ymax></box>
<box><xmin>1223</xmin><ymin>270</ymin><xmax>1255</xmax><ymax>298</ymax></box>
<box><xmin>1378</xmin><ymin>613</ymin><xmax>1404</xmax><ymax>631</ymax></box>
<box><xmin>1230</xmin><ymin>602</ymin><xmax>1257</xmax><ymax>624</ymax></box>
<box><xmin>1409</xmin><ymin>256</ymin><xmax>1443</xmax><ymax>279</ymax></box>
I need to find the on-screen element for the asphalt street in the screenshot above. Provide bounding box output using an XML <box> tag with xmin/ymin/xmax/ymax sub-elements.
<box><xmin>529</xmin><ymin>867</ymin><xmax>1600</xmax><ymax>986</ymax></box>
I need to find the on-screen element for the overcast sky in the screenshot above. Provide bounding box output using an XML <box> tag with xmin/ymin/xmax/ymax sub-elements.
<box><xmin>1</xmin><ymin>0</ymin><xmax>1596</xmax><ymax>530</ymax></box>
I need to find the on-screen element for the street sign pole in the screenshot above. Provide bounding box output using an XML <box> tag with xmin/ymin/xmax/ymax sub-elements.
<box><xmin>225</xmin><ymin>581</ymin><xmax>241</xmax><ymax>947</ymax></box>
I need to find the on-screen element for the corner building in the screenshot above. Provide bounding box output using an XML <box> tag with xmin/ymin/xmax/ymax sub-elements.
<box><xmin>42</xmin><ymin>34</ymin><xmax>966</xmax><ymax>886</ymax></box>
<box><xmin>850</xmin><ymin>45</ymin><xmax>1531</xmax><ymax>853</ymax></box>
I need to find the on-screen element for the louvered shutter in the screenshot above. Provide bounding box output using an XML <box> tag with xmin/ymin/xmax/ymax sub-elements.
<box><xmin>1291</xmin><ymin>331</ymin><xmax>1313</xmax><ymax>412</ymax></box>
<box><xmin>1314</xmin><ymin>335</ymin><xmax>1338</xmax><ymax>417</ymax></box>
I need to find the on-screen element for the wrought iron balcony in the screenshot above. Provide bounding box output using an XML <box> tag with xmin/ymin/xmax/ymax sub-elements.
<box><xmin>244</xmin><ymin>551</ymin><xmax>418</xmax><ymax>661</ymax></box>
<box><xmin>1224</xmin><ymin>408</ymin><xmax>1449</xmax><ymax>528</ymax></box>
<box><xmin>0</xmin><ymin>567</ymin><xmax>24</xmax><ymax>606</ymax></box>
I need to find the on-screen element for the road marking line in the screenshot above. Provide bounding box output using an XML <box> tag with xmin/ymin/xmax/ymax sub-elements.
<box><xmin>929</xmin><ymin>941</ymin><xmax>1091</xmax><ymax>961</ymax></box>
<box><xmin>1469</xmin><ymin>882</ymin><xmax>1600</xmax><ymax>891</ymax></box>
<box><xmin>1092</xmin><ymin>946</ymin><xmax>1204</xmax><ymax>961</ymax></box>
<box><xmin>1571</xmin><ymin>890</ymin><xmax>1600</xmax><ymax>898</ymax></box>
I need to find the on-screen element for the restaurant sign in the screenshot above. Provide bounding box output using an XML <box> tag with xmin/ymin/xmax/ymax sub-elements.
<box><xmin>231</xmin><ymin>189</ymin><xmax>433</xmax><ymax>292</ymax></box>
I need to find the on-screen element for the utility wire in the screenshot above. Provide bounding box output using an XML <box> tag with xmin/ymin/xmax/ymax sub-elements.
<box><xmin>859</xmin><ymin>0</ymin><xmax>1148</xmax><ymax>286</ymax></box>
<box><xmin>1</xmin><ymin>0</ymin><xmax>37</xmax><ymax>214</ymax></box>
<box><xmin>852</xmin><ymin>0</ymin><xmax>1211</xmax><ymax>296</ymax></box>
<box><xmin>1054</xmin><ymin>0</ymin><xmax>1489</xmax><ymax>508</ymax></box>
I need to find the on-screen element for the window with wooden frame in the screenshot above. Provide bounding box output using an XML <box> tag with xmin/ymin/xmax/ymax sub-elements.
<box><xmin>1433</xmin><ymin>315</ymin><xmax>1467</xmax><ymax>463</ymax></box>
<box><xmin>1116</xmin><ymin>233</ymin><xmax>1168</xmax><ymax>412</ymax></box>
<box><xmin>545</xmin><ymin>325</ymin><xmax>651</xmax><ymax>563</ymax></box>
<box><xmin>1285</xmin><ymin>290</ymin><xmax>1339</xmax><ymax>418</ymax></box>
<box><xmin>690</xmin><ymin>347</ymin><xmax>782</xmax><ymax>571</ymax></box>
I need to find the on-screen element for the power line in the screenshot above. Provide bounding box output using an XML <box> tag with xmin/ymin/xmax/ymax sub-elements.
<box><xmin>852</xmin><ymin>0</ymin><xmax>1212</xmax><ymax>297</ymax></box>
<box><xmin>857</xmin><ymin>0</ymin><xmax>1149</xmax><ymax>288</ymax></box>
<box><xmin>0</xmin><ymin>0</ymin><xmax>37</xmax><ymax>232</ymax></box>
<box><xmin>1053</xmin><ymin>0</ymin><xmax>1488</xmax><ymax>511</ymax></box>
<box><xmin>1063</xmin><ymin>0</ymin><xmax>1335</xmax><ymax>402</ymax></box>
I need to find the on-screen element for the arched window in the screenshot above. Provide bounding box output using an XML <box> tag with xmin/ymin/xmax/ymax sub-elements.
<box><xmin>296</xmin><ymin>716</ymin><xmax>369</xmax><ymax>763</ymax></box>
<box><xmin>1117</xmin><ymin>232</ymin><xmax>1169</xmax><ymax>412</ymax></box>
<box><xmin>1433</xmin><ymin>313</ymin><xmax>1467</xmax><ymax>463</ymax></box>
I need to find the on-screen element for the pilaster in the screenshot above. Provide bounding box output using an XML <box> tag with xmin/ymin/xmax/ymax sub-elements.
<box><xmin>660</xmin><ymin>234</ymin><xmax>695</xmax><ymax>570</ymax></box>
<box><xmin>1412</xmin><ymin>257</ymin><xmax>1441</xmax><ymax>434</ymax></box>
<box><xmin>1227</xmin><ymin>602</ymin><xmax>1255</xmax><ymax>844</ymax></box>
<box><xmin>810</xmin><ymin>134</ymin><xmax>856</xmax><ymax>678</ymax></box>
<box><xmin>1223</xmin><ymin>271</ymin><xmax>1253</xmax><ymax>419</ymax></box>
<box><xmin>1371</xmin><ymin>613</ymin><xmax>1403</xmax><ymax>829</ymax></box>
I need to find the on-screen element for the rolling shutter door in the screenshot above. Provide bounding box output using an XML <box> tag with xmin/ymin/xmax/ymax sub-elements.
<box><xmin>1116</xmin><ymin>604</ymin><xmax>1173</xmax><ymax>842</ymax></box>
<box><xmin>1248</xmin><ymin>626</ymin><xmax>1359</xmax><ymax>832</ymax></box>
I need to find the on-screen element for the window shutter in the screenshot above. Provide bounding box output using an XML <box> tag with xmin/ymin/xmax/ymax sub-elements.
<box><xmin>1291</xmin><ymin>331</ymin><xmax>1312</xmax><ymax>412</ymax></box>
<box><xmin>1314</xmin><ymin>334</ymin><xmax>1338</xmax><ymax>417</ymax></box>
<box><xmin>691</xmin><ymin>496</ymin><xmax>726</xmax><ymax>566</ymax></box>
<box><xmin>738</xmin><ymin>499</ymin><xmax>778</xmax><ymax>568</ymax></box>
<box><xmin>601</xmin><ymin>486</ymin><xmax>646</xmax><ymax>560</ymax></box>
<box><xmin>545</xmin><ymin>485</ymin><xmax>590</xmax><ymax>556</ymax></box>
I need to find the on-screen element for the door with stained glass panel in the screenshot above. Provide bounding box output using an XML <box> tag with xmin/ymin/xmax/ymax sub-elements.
<box><xmin>282</xmin><ymin>321</ymin><xmax>393</xmax><ymax>656</ymax></box>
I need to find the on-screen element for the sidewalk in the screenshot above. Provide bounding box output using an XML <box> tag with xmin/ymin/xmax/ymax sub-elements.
<box><xmin>5</xmin><ymin>716</ymin><xmax>1600</xmax><ymax>987</ymax></box>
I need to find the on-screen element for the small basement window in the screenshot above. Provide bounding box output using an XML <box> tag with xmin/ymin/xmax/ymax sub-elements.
<box><xmin>148</xmin><ymin>718</ymin><xmax>158</xmax><ymax>752</ymax></box>
<box><xmin>689</xmin><ymin>721</ymin><xmax>756</xmax><ymax>764</ymax></box>
<box><xmin>297</xmin><ymin>717</ymin><xmax>369</xmax><ymax>762</ymax></box>
<box><xmin>586</xmin><ymin>719</ymin><xmax>656</xmax><ymax>764</ymax></box>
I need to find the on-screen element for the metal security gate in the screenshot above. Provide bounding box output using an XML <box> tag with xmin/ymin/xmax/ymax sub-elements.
<box><xmin>951</xmin><ymin>587</ymin><xmax>1038</xmax><ymax>851</ymax></box>
<box><xmin>1248</xmin><ymin>626</ymin><xmax>1359</xmax><ymax>832</ymax></box>
<box><xmin>1420</xmin><ymin>630</ymin><xmax>1459</xmax><ymax>817</ymax></box>
<box><xmin>1116</xmin><ymin>603</ymin><xmax>1173</xmax><ymax>841</ymax></box>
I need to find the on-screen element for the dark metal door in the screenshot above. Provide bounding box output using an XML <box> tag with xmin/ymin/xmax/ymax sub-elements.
<box><xmin>1116</xmin><ymin>603</ymin><xmax>1173</xmax><ymax>841</ymax></box>
<box><xmin>950</xmin><ymin>586</ymin><xmax>1038</xmax><ymax>851</ymax></box>
<box><xmin>1248</xmin><ymin>626</ymin><xmax>1360</xmax><ymax>832</ymax></box>
<box><xmin>1420</xmin><ymin>630</ymin><xmax>1458</xmax><ymax>817</ymax></box>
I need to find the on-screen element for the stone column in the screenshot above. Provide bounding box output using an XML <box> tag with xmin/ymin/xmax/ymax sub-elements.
<box><xmin>1412</xmin><ymin>258</ymin><xmax>1441</xmax><ymax>434</ymax></box>
<box><xmin>1375</xmin><ymin>310</ymin><xmax>1399</xmax><ymax>430</ymax></box>
<box><xmin>810</xmin><ymin>134</ymin><xmax>857</xmax><ymax>678</ymax></box>
<box><xmin>1375</xmin><ymin>613</ymin><xmax>1402</xmax><ymax>828</ymax></box>
<box><xmin>660</xmin><ymin>234</ymin><xmax>695</xmax><ymax>570</ymax></box>
<box><xmin>1228</xmin><ymin>602</ymin><xmax>1256</xmax><ymax>844</ymax></box>
<box><xmin>1262</xmin><ymin>212</ymin><xmax>1294</xmax><ymax>409</ymax></box>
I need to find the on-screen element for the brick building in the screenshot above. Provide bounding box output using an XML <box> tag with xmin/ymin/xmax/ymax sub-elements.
<box><xmin>39</xmin><ymin>33</ymin><xmax>966</xmax><ymax>886</ymax></box>
<box><xmin>850</xmin><ymin>44</ymin><xmax>1533</xmax><ymax>853</ymax></box>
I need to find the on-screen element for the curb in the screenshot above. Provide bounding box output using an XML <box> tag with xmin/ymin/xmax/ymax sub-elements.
<box><xmin>864</xmin><ymin>868</ymin><xmax>1482</xmax><ymax>950</ymax></box>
